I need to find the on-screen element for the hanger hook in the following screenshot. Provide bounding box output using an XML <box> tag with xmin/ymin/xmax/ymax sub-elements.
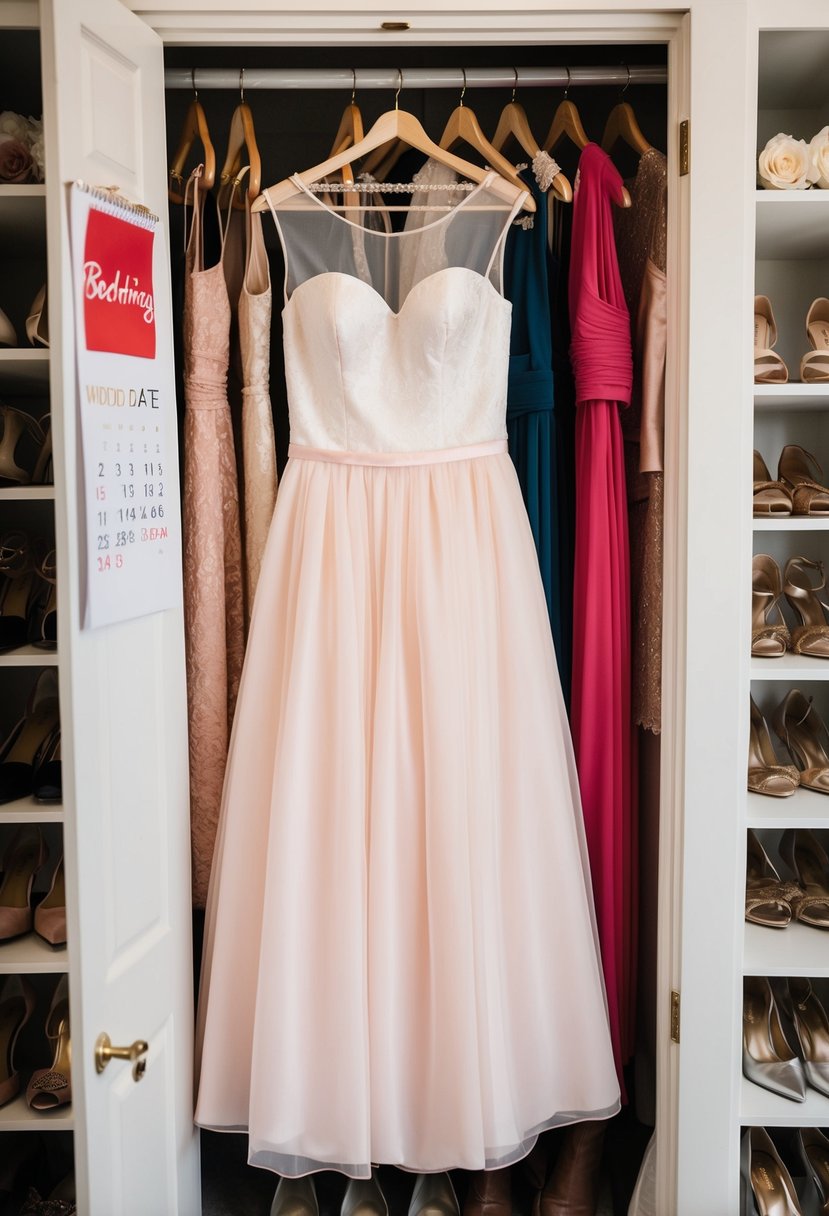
<box><xmin>511</xmin><ymin>67</ymin><xmax>519</xmax><ymax>103</ymax></box>
<box><xmin>620</xmin><ymin>64</ymin><xmax>631</xmax><ymax>99</ymax></box>
<box><xmin>459</xmin><ymin>67</ymin><xmax>467</xmax><ymax>108</ymax></box>
<box><xmin>239</xmin><ymin>68</ymin><xmax>245</xmax><ymax>104</ymax></box>
<box><xmin>351</xmin><ymin>68</ymin><xmax>357</xmax><ymax>105</ymax></box>
<box><xmin>191</xmin><ymin>68</ymin><xmax>198</xmax><ymax>100</ymax></box>
<box><xmin>563</xmin><ymin>65</ymin><xmax>571</xmax><ymax>100</ymax></box>
<box><xmin>394</xmin><ymin>68</ymin><xmax>403</xmax><ymax>110</ymax></box>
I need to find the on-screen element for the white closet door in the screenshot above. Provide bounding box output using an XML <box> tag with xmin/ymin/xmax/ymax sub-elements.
<box><xmin>39</xmin><ymin>1</ymin><xmax>199</xmax><ymax>1212</ymax></box>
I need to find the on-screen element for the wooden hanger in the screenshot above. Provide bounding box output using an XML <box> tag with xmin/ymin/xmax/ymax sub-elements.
<box><xmin>543</xmin><ymin>70</ymin><xmax>631</xmax><ymax>208</ymax></box>
<box><xmin>328</xmin><ymin>72</ymin><xmax>365</xmax><ymax>183</ymax></box>
<box><xmin>168</xmin><ymin>72</ymin><xmax>216</xmax><ymax>204</ymax></box>
<box><xmin>601</xmin><ymin>102</ymin><xmax>653</xmax><ymax>157</ymax></box>
<box><xmin>253</xmin><ymin>91</ymin><xmax>535</xmax><ymax>214</ymax></box>
<box><xmin>438</xmin><ymin>71</ymin><xmax>529</xmax><ymax>197</ymax></box>
<box><xmin>218</xmin><ymin>72</ymin><xmax>262</xmax><ymax>210</ymax></box>
<box><xmin>490</xmin><ymin>71</ymin><xmax>573</xmax><ymax>203</ymax></box>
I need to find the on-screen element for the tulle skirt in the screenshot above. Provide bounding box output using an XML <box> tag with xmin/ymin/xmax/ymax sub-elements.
<box><xmin>194</xmin><ymin>444</ymin><xmax>620</xmax><ymax>1177</ymax></box>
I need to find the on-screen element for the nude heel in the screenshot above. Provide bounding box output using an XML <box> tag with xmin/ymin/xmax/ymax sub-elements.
<box><xmin>801</xmin><ymin>298</ymin><xmax>829</xmax><ymax>382</ymax></box>
<box><xmin>754</xmin><ymin>296</ymin><xmax>789</xmax><ymax>383</ymax></box>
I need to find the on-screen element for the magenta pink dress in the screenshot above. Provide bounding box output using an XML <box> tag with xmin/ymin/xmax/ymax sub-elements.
<box><xmin>568</xmin><ymin>144</ymin><xmax>634</xmax><ymax>1094</ymax></box>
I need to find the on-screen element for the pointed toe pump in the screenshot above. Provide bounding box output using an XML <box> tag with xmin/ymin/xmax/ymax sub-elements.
<box><xmin>745</xmin><ymin>828</ymin><xmax>798</xmax><ymax>928</ymax></box>
<box><xmin>26</xmin><ymin>974</ymin><xmax>71</xmax><ymax>1111</ymax></box>
<box><xmin>752</xmin><ymin>555</ymin><xmax>790</xmax><ymax>657</ymax></box>
<box><xmin>33</xmin><ymin>730</ymin><xmax>61</xmax><ymax>805</ymax></box>
<box><xmin>779</xmin><ymin>446</ymin><xmax>829</xmax><ymax>516</ymax></box>
<box><xmin>342</xmin><ymin>1174</ymin><xmax>388</xmax><ymax>1216</ymax></box>
<box><xmin>742</xmin><ymin>976</ymin><xmax>807</xmax><ymax>1102</ymax></box>
<box><xmin>801</xmin><ymin>298</ymin><xmax>829</xmax><ymax>383</ymax></box>
<box><xmin>748</xmin><ymin>697</ymin><xmax>799</xmax><ymax>798</ymax></box>
<box><xmin>25</xmin><ymin>284</ymin><xmax>48</xmax><ymax>349</ymax></box>
<box><xmin>0</xmin><ymin>669</ymin><xmax>61</xmax><ymax>805</ymax></box>
<box><xmin>270</xmin><ymin>1177</ymin><xmax>319</xmax><ymax>1216</ymax></box>
<box><xmin>0</xmin><ymin>827</ymin><xmax>48</xmax><ymax>941</ymax></box>
<box><xmin>754</xmin><ymin>296</ymin><xmax>789</xmax><ymax>383</ymax></box>
<box><xmin>753</xmin><ymin>451</ymin><xmax>792</xmax><ymax>516</ymax></box>
<box><xmin>0</xmin><ymin>975</ymin><xmax>35</xmax><ymax>1108</ymax></box>
<box><xmin>783</xmin><ymin>977</ymin><xmax>829</xmax><ymax>1097</ymax></box>
<box><xmin>741</xmin><ymin>1127</ymin><xmax>804</xmax><ymax>1216</ymax></box>
<box><xmin>779</xmin><ymin>828</ymin><xmax>829</xmax><ymax>929</ymax></box>
<box><xmin>34</xmin><ymin>855</ymin><xmax>66</xmax><ymax>946</ymax></box>
<box><xmin>408</xmin><ymin>1174</ymin><xmax>461</xmax><ymax>1216</ymax></box>
<box><xmin>796</xmin><ymin>1127</ymin><xmax>829</xmax><ymax>1215</ymax></box>
<box><xmin>773</xmin><ymin>688</ymin><xmax>829</xmax><ymax>794</ymax></box>
<box><xmin>783</xmin><ymin>556</ymin><xmax>829</xmax><ymax>656</ymax></box>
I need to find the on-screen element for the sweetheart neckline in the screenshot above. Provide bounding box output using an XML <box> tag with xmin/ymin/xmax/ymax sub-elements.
<box><xmin>282</xmin><ymin>266</ymin><xmax>512</xmax><ymax>321</ymax></box>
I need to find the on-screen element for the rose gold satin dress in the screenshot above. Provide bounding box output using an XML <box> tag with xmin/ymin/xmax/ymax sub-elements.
<box><xmin>182</xmin><ymin>171</ymin><xmax>245</xmax><ymax>908</ymax></box>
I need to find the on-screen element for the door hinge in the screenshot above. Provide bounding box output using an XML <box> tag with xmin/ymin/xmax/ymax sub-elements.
<box><xmin>670</xmin><ymin>989</ymin><xmax>681</xmax><ymax>1043</ymax></box>
<box><xmin>679</xmin><ymin>120</ymin><xmax>690</xmax><ymax>176</ymax></box>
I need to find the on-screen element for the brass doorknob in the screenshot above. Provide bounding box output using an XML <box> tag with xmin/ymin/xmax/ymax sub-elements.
<box><xmin>94</xmin><ymin>1032</ymin><xmax>149</xmax><ymax>1082</ymax></box>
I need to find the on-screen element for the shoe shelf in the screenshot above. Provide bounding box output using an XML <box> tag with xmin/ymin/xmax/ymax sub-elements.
<box><xmin>755</xmin><ymin>385</ymin><xmax>829</xmax><ymax>411</ymax></box>
<box><xmin>0</xmin><ymin>1093</ymin><xmax>72</xmax><ymax>1133</ymax></box>
<box><xmin>756</xmin><ymin>193</ymin><xmax>829</xmax><ymax>260</ymax></box>
<box><xmin>0</xmin><ymin>647</ymin><xmax>57</xmax><ymax>667</ymax></box>
<box><xmin>0</xmin><ymin>349</ymin><xmax>49</xmax><ymax>392</ymax></box>
<box><xmin>743</xmin><ymin>921</ymin><xmax>829</xmax><ymax>978</ymax></box>
<box><xmin>0</xmin><ymin>934</ymin><xmax>67</xmax><ymax>975</ymax></box>
<box><xmin>0</xmin><ymin>796</ymin><xmax>61</xmax><ymax>824</ymax></box>
<box><xmin>747</xmin><ymin>790</ymin><xmax>829</xmax><ymax>829</ymax></box>
<box><xmin>751</xmin><ymin>655</ymin><xmax>829</xmax><ymax>679</ymax></box>
<box><xmin>0</xmin><ymin>487</ymin><xmax>55</xmax><ymax>501</ymax></box>
<box><xmin>741</xmin><ymin>1075</ymin><xmax>829</xmax><ymax>1127</ymax></box>
<box><xmin>753</xmin><ymin>517</ymin><xmax>829</xmax><ymax>531</ymax></box>
<box><xmin>0</xmin><ymin>186</ymin><xmax>46</xmax><ymax>255</ymax></box>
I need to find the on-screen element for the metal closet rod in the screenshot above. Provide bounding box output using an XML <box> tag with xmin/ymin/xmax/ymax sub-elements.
<box><xmin>164</xmin><ymin>65</ymin><xmax>667</xmax><ymax>91</ymax></box>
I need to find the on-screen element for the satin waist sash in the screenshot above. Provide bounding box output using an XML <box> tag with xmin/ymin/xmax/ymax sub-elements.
<box><xmin>288</xmin><ymin>439</ymin><xmax>508</xmax><ymax>467</ymax></box>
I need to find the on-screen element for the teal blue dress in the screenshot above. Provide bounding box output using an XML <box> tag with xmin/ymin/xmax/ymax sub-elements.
<box><xmin>504</xmin><ymin>168</ymin><xmax>569</xmax><ymax>694</ymax></box>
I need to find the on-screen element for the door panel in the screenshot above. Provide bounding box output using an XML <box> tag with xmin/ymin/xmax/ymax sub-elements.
<box><xmin>40</xmin><ymin>1</ymin><xmax>199</xmax><ymax>1212</ymax></box>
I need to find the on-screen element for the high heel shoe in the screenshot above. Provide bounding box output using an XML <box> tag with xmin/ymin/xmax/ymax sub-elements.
<box><xmin>0</xmin><ymin>405</ymin><xmax>46</xmax><ymax>486</ymax></box>
<box><xmin>26</xmin><ymin>974</ymin><xmax>71</xmax><ymax>1111</ymax></box>
<box><xmin>742</xmin><ymin>976</ymin><xmax>807</xmax><ymax>1102</ymax></box>
<box><xmin>796</xmin><ymin>1127</ymin><xmax>829</xmax><ymax>1215</ymax></box>
<box><xmin>740</xmin><ymin>1127</ymin><xmax>803</xmax><ymax>1216</ymax></box>
<box><xmin>0</xmin><ymin>975</ymin><xmax>36</xmax><ymax>1107</ymax></box>
<box><xmin>31</xmin><ymin>547</ymin><xmax>56</xmax><ymax>651</ymax></box>
<box><xmin>779</xmin><ymin>828</ymin><xmax>829</xmax><ymax>929</ymax></box>
<box><xmin>0</xmin><ymin>828</ymin><xmax>48</xmax><ymax>941</ymax></box>
<box><xmin>779</xmin><ymin>446</ymin><xmax>829</xmax><ymax>516</ymax></box>
<box><xmin>781</xmin><ymin>977</ymin><xmax>829</xmax><ymax>1097</ymax></box>
<box><xmin>783</xmin><ymin>556</ymin><xmax>829</xmax><ymax>656</ymax></box>
<box><xmin>269</xmin><ymin>1177</ymin><xmax>318</xmax><ymax>1216</ymax></box>
<box><xmin>342</xmin><ymin>1174</ymin><xmax>388</xmax><ymax>1216</ymax></box>
<box><xmin>34</xmin><ymin>855</ymin><xmax>65</xmax><ymax>946</ymax></box>
<box><xmin>33</xmin><ymin>730</ymin><xmax>61</xmax><ymax>804</ymax></box>
<box><xmin>752</xmin><ymin>555</ymin><xmax>790</xmax><ymax>657</ymax></box>
<box><xmin>25</xmin><ymin>285</ymin><xmax>48</xmax><ymax>348</ymax></box>
<box><xmin>408</xmin><ymin>1175</ymin><xmax>460</xmax><ymax>1216</ymax></box>
<box><xmin>801</xmin><ymin>298</ymin><xmax>829</xmax><ymax>383</ymax></box>
<box><xmin>0</xmin><ymin>669</ymin><xmax>60</xmax><ymax>805</ymax></box>
<box><xmin>0</xmin><ymin>532</ymin><xmax>38</xmax><ymax>654</ymax></box>
<box><xmin>748</xmin><ymin>697</ymin><xmax>799</xmax><ymax>797</ymax></box>
<box><xmin>745</xmin><ymin>829</ymin><xmax>799</xmax><ymax>928</ymax></box>
<box><xmin>754</xmin><ymin>296</ymin><xmax>789</xmax><ymax>383</ymax></box>
<box><xmin>31</xmin><ymin>414</ymin><xmax>52</xmax><ymax>486</ymax></box>
<box><xmin>753</xmin><ymin>451</ymin><xmax>792</xmax><ymax>516</ymax></box>
<box><xmin>773</xmin><ymin>689</ymin><xmax>829</xmax><ymax>793</ymax></box>
<box><xmin>0</xmin><ymin>308</ymin><xmax>17</xmax><ymax>349</ymax></box>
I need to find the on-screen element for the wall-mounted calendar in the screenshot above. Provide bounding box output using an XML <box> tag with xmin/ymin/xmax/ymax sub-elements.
<box><xmin>69</xmin><ymin>181</ymin><xmax>182</xmax><ymax>629</ymax></box>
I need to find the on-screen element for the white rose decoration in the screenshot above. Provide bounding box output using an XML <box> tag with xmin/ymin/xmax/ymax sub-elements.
<box><xmin>0</xmin><ymin>110</ymin><xmax>31</xmax><ymax>143</ymax></box>
<box><xmin>809</xmin><ymin>125</ymin><xmax>829</xmax><ymax>190</ymax></box>
<box><xmin>27</xmin><ymin>118</ymin><xmax>45</xmax><ymax>182</ymax></box>
<box><xmin>758</xmin><ymin>132</ymin><xmax>816</xmax><ymax>190</ymax></box>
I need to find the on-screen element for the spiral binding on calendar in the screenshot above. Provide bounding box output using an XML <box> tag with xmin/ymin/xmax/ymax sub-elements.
<box><xmin>73</xmin><ymin>180</ymin><xmax>158</xmax><ymax>229</ymax></box>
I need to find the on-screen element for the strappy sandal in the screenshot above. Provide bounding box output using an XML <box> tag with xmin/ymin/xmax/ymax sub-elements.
<box><xmin>784</xmin><ymin>555</ymin><xmax>829</xmax><ymax>657</ymax></box>
<box><xmin>753</xmin><ymin>450</ymin><xmax>793</xmax><ymax>515</ymax></box>
<box><xmin>0</xmin><ymin>405</ymin><xmax>45</xmax><ymax>486</ymax></box>
<box><xmin>779</xmin><ymin>828</ymin><xmax>829</xmax><ymax>929</ymax></box>
<box><xmin>773</xmin><ymin>688</ymin><xmax>829</xmax><ymax>793</ymax></box>
<box><xmin>748</xmin><ymin>696</ymin><xmax>799</xmax><ymax>797</ymax></box>
<box><xmin>779</xmin><ymin>444</ymin><xmax>829</xmax><ymax>515</ymax></box>
<box><xmin>0</xmin><ymin>532</ymin><xmax>38</xmax><ymax>654</ymax></box>
<box><xmin>754</xmin><ymin>295</ymin><xmax>789</xmax><ymax>383</ymax></box>
<box><xmin>801</xmin><ymin>298</ymin><xmax>829</xmax><ymax>383</ymax></box>
<box><xmin>31</xmin><ymin>547</ymin><xmax>56</xmax><ymax>651</ymax></box>
<box><xmin>745</xmin><ymin>828</ymin><xmax>799</xmax><ymax>927</ymax></box>
<box><xmin>752</xmin><ymin>554</ymin><xmax>790</xmax><ymax>657</ymax></box>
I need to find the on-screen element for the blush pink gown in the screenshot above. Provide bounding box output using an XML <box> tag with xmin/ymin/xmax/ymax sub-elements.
<box><xmin>568</xmin><ymin>144</ymin><xmax>634</xmax><ymax>1094</ymax></box>
<box><xmin>195</xmin><ymin>173</ymin><xmax>620</xmax><ymax>1176</ymax></box>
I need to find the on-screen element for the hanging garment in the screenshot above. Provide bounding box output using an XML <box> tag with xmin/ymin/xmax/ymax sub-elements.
<box><xmin>195</xmin><ymin>171</ymin><xmax>620</xmax><ymax>1177</ymax></box>
<box><xmin>182</xmin><ymin>168</ymin><xmax>245</xmax><ymax>909</ymax></box>
<box><xmin>614</xmin><ymin>147</ymin><xmax>668</xmax><ymax>734</ymax></box>
<box><xmin>503</xmin><ymin>157</ymin><xmax>565</xmax><ymax>683</ymax></box>
<box><xmin>239</xmin><ymin>201</ymin><xmax>278</xmax><ymax>619</ymax></box>
<box><xmin>568</xmin><ymin>143</ymin><xmax>634</xmax><ymax>1094</ymax></box>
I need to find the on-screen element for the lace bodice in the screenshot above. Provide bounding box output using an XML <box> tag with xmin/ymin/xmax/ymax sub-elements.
<box><xmin>267</xmin><ymin>172</ymin><xmax>524</xmax><ymax>452</ymax></box>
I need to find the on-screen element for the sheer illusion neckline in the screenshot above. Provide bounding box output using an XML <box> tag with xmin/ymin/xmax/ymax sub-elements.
<box><xmin>287</xmin><ymin>170</ymin><xmax>498</xmax><ymax>236</ymax></box>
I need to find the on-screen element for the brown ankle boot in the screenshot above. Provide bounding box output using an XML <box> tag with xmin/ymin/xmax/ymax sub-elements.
<box><xmin>536</xmin><ymin>1121</ymin><xmax>606</xmax><ymax>1216</ymax></box>
<box><xmin>462</xmin><ymin>1168</ymin><xmax>512</xmax><ymax>1216</ymax></box>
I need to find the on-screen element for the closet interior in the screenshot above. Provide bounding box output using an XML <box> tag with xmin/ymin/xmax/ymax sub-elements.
<box><xmin>163</xmin><ymin>40</ymin><xmax>668</xmax><ymax>1216</ymax></box>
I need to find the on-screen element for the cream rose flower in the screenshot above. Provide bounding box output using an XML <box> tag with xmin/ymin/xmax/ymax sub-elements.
<box><xmin>0</xmin><ymin>110</ymin><xmax>31</xmax><ymax>143</ymax></box>
<box><xmin>758</xmin><ymin>132</ymin><xmax>816</xmax><ymax>190</ymax></box>
<box><xmin>809</xmin><ymin>125</ymin><xmax>829</xmax><ymax>190</ymax></box>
